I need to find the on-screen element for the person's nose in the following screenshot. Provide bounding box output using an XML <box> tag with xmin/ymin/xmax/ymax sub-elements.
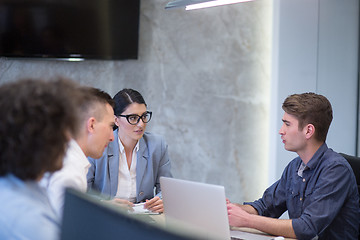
<box><xmin>279</xmin><ymin>125</ymin><xmax>285</xmax><ymax>135</ymax></box>
<box><xmin>137</xmin><ymin>119</ymin><xmax>145</xmax><ymax>127</ymax></box>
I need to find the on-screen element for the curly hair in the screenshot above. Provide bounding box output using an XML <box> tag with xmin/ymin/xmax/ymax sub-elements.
<box><xmin>282</xmin><ymin>92</ymin><xmax>333</xmax><ymax>142</ymax></box>
<box><xmin>0</xmin><ymin>78</ymin><xmax>78</xmax><ymax>180</ymax></box>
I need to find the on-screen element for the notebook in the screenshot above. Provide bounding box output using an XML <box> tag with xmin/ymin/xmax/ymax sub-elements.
<box><xmin>160</xmin><ymin>177</ymin><xmax>275</xmax><ymax>240</ymax></box>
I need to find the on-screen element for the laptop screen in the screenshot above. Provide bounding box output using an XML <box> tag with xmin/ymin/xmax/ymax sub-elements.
<box><xmin>160</xmin><ymin>177</ymin><xmax>231</xmax><ymax>240</ymax></box>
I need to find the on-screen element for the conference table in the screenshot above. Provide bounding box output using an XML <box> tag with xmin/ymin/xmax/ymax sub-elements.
<box><xmin>148</xmin><ymin>213</ymin><xmax>296</xmax><ymax>240</ymax></box>
<box><xmin>231</xmin><ymin>226</ymin><xmax>296</xmax><ymax>240</ymax></box>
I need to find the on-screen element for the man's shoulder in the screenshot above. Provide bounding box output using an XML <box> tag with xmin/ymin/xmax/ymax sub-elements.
<box><xmin>0</xmin><ymin>193</ymin><xmax>59</xmax><ymax>239</ymax></box>
<box><xmin>47</xmin><ymin>155</ymin><xmax>88</xmax><ymax>189</ymax></box>
<box><xmin>0</xmin><ymin>177</ymin><xmax>29</xmax><ymax>204</ymax></box>
<box><xmin>307</xmin><ymin>148</ymin><xmax>354</xmax><ymax>178</ymax></box>
<box><xmin>322</xmin><ymin>148</ymin><xmax>350</xmax><ymax>167</ymax></box>
<box><xmin>0</xmin><ymin>177</ymin><xmax>50</xmax><ymax>213</ymax></box>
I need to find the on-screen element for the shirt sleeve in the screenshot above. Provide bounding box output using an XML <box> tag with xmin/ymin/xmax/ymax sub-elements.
<box><xmin>245</xmin><ymin>166</ymin><xmax>290</xmax><ymax>218</ymax></box>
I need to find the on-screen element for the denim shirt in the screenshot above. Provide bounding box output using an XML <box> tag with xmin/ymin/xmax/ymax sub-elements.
<box><xmin>246</xmin><ymin>143</ymin><xmax>360</xmax><ymax>240</ymax></box>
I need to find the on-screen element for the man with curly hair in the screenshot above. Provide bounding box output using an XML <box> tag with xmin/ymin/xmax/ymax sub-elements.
<box><xmin>0</xmin><ymin>78</ymin><xmax>79</xmax><ymax>240</ymax></box>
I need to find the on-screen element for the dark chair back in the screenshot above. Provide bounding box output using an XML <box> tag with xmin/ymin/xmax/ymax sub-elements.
<box><xmin>340</xmin><ymin>153</ymin><xmax>360</xmax><ymax>195</ymax></box>
<box><xmin>339</xmin><ymin>153</ymin><xmax>360</xmax><ymax>240</ymax></box>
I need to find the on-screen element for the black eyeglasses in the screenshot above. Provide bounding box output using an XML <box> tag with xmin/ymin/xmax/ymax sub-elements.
<box><xmin>118</xmin><ymin>111</ymin><xmax>152</xmax><ymax>125</ymax></box>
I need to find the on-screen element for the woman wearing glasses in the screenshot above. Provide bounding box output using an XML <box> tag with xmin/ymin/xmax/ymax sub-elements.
<box><xmin>87</xmin><ymin>88</ymin><xmax>172</xmax><ymax>213</ymax></box>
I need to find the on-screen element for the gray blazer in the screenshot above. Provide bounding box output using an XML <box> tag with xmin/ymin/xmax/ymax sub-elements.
<box><xmin>87</xmin><ymin>130</ymin><xmax>172</xmax><ymax>203</ymax></box>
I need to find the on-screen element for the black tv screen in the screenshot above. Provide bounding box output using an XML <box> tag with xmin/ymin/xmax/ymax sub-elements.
<box><xmin>0</xmin><ymin>0</ymin><xmax>140</xmax><ymax>60</ymax></box>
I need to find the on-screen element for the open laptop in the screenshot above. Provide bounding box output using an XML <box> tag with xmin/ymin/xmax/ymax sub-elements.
<box><xmin>160</xmin><ymin>177</ymin><xmax>276</xmax><ymax>240</ymax></box>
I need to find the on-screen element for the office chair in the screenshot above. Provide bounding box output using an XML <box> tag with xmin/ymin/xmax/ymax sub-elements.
<box><xmin>339</xmin><ymin>153</ymin><xmax>360</xmax><ymax>240</ymax></box>
<box><xmin>339</xmin><ymin>153</ymin><xmax>360</xmax><ymax>195</ymax></box>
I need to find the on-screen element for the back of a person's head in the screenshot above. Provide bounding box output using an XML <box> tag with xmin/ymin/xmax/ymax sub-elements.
<box><xmin>113</xmin><ymin>88</ymin><xmax>146</xmax><ymax>116</ymax></box>
<box><xmin>85</xmin><ymin>87</ymin><xmax>114</xmax><ymax>112</ymax></box>
<box><xmin>71</xmin><ymin>86</ymin><xmax>114</xmax><ymax>138</ymax></box>
<box><xmin>0</xmin><ymin>78</ymin><xmax>79</xmax><ymax>180</ymax></box>
<box><xmin>282</xmin><ymin>92</ymin><xmax>333</xmax><ymax>142</ymax></box>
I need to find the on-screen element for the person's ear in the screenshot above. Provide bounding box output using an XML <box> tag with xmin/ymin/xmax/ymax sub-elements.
<box><xmin>87</xmin><ymin>117</ymin><xmax>96</xmax><ymax>133</ymax></box>
<box><xmin>114</xmin><ymin>116</ymin><xmax>121</xmax><ymax>127</ymax></box>
<box><xmin>304</xmin><ymin>124</ymin><xmax>315</xmax><ymax>140</ymax></box>
<box><xmin>65</xmin><ymin>129</ymin><xmax>72</xmax><ymax>141</ymax></box>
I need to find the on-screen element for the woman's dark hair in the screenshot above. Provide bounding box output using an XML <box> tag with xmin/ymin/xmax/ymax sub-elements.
<box><xmin>113</xmin><ymin>88</ymin><xmax>147</xmax><ymax>116</ymax></box>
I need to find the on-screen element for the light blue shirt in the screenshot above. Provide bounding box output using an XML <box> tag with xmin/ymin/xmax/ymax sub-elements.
<box><xmin>0</xmin><ymin>174</ymin><xmax>60</xmax><ymax>240</ymax></box>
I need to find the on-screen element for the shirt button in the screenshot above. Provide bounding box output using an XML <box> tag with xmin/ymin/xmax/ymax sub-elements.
<box><xmin>302</xmin><ymin>178</ymin><xmax>306</xmax><ymax>182</ymax></box>
<box><xmin>139</xmin><ymin>191</ymin><xmax>144</xmax><ymax>196</ymax></box>
<box><xmin>300</xmin><ymin>197</ymin><xmax>303</xmax><ymax>201</ymax></box>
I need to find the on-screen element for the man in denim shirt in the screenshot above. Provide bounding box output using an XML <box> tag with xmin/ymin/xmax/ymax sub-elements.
<box><xmin>227</xmin><ymin>93</ymin><xmax>360</xmax><ymax>239</ymax></box>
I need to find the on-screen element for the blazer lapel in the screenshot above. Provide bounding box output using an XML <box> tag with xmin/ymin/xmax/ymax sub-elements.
<box><xmin>108</xmin><ymin>129</ymin><xmax>120</xmax><ymax>196</ymax></box>
<box><xmin>136</xmin><ymin>137</ymin><xmax>148</xmax><ymax>195</ymax></box>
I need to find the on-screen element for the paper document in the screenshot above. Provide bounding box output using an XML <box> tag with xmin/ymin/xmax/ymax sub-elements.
<box><xmin>132</xmin><ymin>203</ymin><xmax>148</xmax><ymax>213</ymax></box>
<box><xmin>130</xmin><ymin>202</ymin><xmax>160</xmax><ymax>215</ymax></box>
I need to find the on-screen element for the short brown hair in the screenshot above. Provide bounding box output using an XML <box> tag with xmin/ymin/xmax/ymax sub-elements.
<box><xmin>70</xmin><ymin>86</ymin><xmax>114</xmax><ymax>138</ymax></box>
<box><xmin>0</xmin><ymin>78</ymin><xmax>79</xmax><ymax>180</ymax></box>
<box><xmin>282</xmin><ymin>92</ymin><xmax>333</xmax><ymax>142</ymax></box>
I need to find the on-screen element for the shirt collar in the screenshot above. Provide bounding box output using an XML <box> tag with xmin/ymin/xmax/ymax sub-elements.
<box><xmin>303</xmin><ymin>142</ymin><xmax>328</xmax><ymax>170</ymax></box>
<box><xmin>118</xmin><ymin>137</ymin><xmax>140</xmax><ymax>154</ymax></box>
<box><xmin>134</xmin><ymin>141</ymin><xmax>140</xmax><ymax>152</ymax></box>
<box><xmin>297</xmin><ymin>162</ymin><xmax>308</xmax><ymax>177</ymax></box>
<box><xmin>68</xmin><ymin>139</ymin><xmax>90</xmax><ymax>169</ymax></box>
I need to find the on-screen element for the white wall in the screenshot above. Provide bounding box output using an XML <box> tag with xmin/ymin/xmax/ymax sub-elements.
<box><xmin>270</xmin><ymin>0</ymin><xmax>359</xmax><ymax>183</ymax></box>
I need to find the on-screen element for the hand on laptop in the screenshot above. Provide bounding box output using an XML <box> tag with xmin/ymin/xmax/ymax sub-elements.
<box><xmin>144</xmin><ymin>196</ymin><xmax>163</xmax><ymax>213</ymax></box>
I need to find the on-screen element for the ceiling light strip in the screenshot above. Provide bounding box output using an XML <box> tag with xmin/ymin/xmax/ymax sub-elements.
<box><xmin>185</xmin><ymin>0</ymin><xmax>253</xmax><ymax>10</ymax></box>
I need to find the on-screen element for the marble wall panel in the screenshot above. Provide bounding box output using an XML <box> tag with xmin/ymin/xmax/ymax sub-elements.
<box><xmin>0</xmin><ymin>0</ymin><xmax>272</xmax><ymax>202</ymax></box>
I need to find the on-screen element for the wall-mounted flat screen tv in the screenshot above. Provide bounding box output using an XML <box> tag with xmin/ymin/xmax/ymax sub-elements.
<box><xmin>0</xmin><ymin>0</ymin><xmax>140</xmax><ymax>60</ymax></box>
